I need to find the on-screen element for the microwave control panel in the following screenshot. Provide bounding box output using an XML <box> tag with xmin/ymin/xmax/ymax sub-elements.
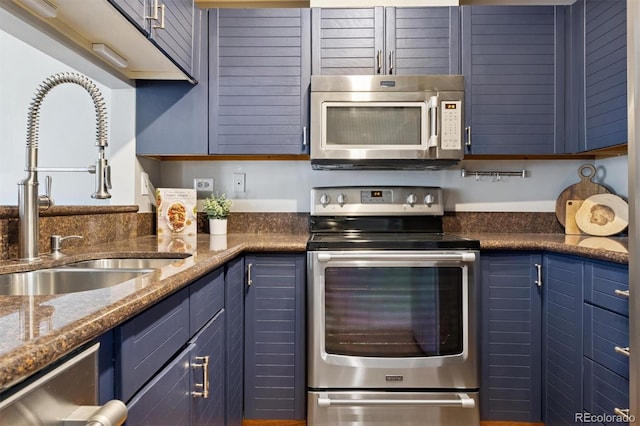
<box><xmin>440</xmin><ymin>100</ymin><xmax>462</xmax><ymax>150</ymax></box>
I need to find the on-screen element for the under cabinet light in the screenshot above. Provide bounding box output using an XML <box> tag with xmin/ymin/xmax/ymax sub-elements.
<box><xmin>18</xmin><ymin>0</ymin><xmax>57</xmax><ymax>18</ymax></box>
<box><xmin>92</xmin><ymin>43</ymin><xmax>129</xmax><ymax>69</ymax></box>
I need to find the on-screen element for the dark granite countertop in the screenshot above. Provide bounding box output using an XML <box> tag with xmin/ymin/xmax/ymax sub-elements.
<box><xmin>0</xmin><ymin>231</ymin><xmax>627</xmax><ymax>393</ymax></box>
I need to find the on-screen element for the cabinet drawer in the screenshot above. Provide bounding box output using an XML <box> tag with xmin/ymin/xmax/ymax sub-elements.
<box><xmin>583</xmin><ymin>358</ymin><xmax>629</xmax><ymax>426</ymax></box>
<box><xmin>126</xmin><ymin>343</ymin><xmax>192</xmax><ymax>425</ymax></box>
<box><xmin>584</xmin><ymin>304</ymin><xmax>629</xmax><ymax>379</ymax></box>
<box><xmin>116</xmin><ymin>288</ymin><xmax>190</xmax><ymax>401</ymax></box>
<box><xmin>584</xmin><ymin>260</ymin><xmax>629</xmax><ymax>316</ymax></box>
<box><xmin>189</xmin><ymin>268</ymin><xmax>224</xmax><ymax>336</ymax></box>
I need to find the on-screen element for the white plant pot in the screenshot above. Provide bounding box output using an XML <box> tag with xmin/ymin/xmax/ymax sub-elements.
<box><xmin>209</xmin><ymin>218</ymin><xmax>228</xmax><ymax>235</ymax></box>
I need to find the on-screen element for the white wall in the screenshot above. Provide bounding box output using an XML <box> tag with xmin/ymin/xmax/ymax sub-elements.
<box><xmin>0</xmin><ymin>8</ymin><xmax>137</xmax><ymax>206</ymax></box>
<box><xmin>157</xmin><ymin>156</ymin><xmax>629</xmax><ymax>213</ymax></box>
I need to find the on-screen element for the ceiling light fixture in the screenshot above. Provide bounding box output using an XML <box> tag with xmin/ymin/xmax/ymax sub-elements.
<box><xmin>92</xmin><ymin>43</ymin><xmax>129</xmax><ymax>69</ymax></box>
<box><xmin>18</xmin><ymin>0</ymin><xmax>57</xmax><ymax>18</ymax></box>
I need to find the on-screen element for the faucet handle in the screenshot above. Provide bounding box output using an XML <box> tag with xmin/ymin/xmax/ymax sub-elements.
<box><xmin>50</xmin><ymin>234</ymin><xmax>83</xmax><ymax>255</ymax></box>
<box><xmin>38</xmin><ymin>175</ymin><xmax>54</xmax><ymax>210</ymax></box>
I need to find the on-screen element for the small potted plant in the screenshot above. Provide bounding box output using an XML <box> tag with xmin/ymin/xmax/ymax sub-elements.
<box><xmin>202</xmin><ymin>193</ymin><xmax>232</xmax><ymax>235</ymax></box>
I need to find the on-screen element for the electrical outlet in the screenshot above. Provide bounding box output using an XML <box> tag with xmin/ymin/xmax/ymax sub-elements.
<box><xmin>194</xmin><ymin>178</ymin><xmax>214</xmax><ymax>199</ymax></box>
<box><xmin>233</xmin><ymin>173</ymin><xmax>246</xmax><ymax>193</ymax></box>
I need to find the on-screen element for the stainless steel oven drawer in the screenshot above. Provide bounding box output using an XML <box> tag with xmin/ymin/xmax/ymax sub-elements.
<box><xmin>307</xmin><ymin>391</ymin><xmax>479</xmax><ymax>426</ymax></box>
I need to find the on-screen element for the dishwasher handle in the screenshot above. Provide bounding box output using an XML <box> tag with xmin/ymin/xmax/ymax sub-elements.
<box><xmin>64</xmin><ymin>399</ymin><xmax>128</xmax><ymax>426</ymax></box>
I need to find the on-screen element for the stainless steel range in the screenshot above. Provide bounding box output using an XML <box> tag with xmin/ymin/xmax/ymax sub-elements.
<box><xmin>306</xmin><ymin>186</ymin><xmax>480</xmax><ymax>426</ymax></box>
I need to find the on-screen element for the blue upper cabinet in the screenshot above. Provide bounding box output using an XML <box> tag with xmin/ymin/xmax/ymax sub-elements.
<box><xmin>311</xmin><ymin>7</ymin><xmax>459</xmax><ymax>75</ymax></box>
<box><xmin>136</xmin><ymin>8</ymin><xmax>209</xmax><ymax>155</ymax></box>
<box><xmin>566</xmin><ymin>0</ymin><xmax>627</xmax><ymax>152</ymax></box>
<box><xmin>208</xmin><ymin>9</ymin><xmax>311</xmax><ymax>155</ymax></box>
<box><xmin>109</xmin><ymin>0</ymin><xmax>195</xmax><ymax>75</ymax></box>
<box><xmin>462</xmin><ymin>6</ymin><xmax>565</xmax><ymax>155</ymax></box>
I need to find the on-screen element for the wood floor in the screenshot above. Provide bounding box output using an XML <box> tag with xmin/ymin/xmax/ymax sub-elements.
<box><xmin>242</xmin><ymin>421</ymin><xmax>543</xmax><ymax>426</ymax></box>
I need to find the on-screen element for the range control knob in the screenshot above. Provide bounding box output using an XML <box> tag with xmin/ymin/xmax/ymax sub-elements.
<box><xmin>319</xmin><ymin>193</ymin><xmax>331</xmax><ymax>207</ymax></box>
<box><xmin>336</xmin><ymin>193</ymin><xmax>347</xmax><ymax>207</ymax></box>
<box><xmin>424</xmin><ymin>193</ymin><xmax>435</xmax><ymax>206</ymax></box>
<box><xmin>406</xmin><ymin>193</ymin><xmax>418</xmax><ymax>207</ymax></box>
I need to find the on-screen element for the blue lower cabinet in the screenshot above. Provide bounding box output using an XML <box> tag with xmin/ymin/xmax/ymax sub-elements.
<box><xmin>244</xmin><ymin>254</ymin><xmax>306</xmax><ymax>420</ymax></box>
<box><xmin>479</xmin><ymin>252</ymin><xmax>542</xmax><ymax>422</ymax></box>
<box><xmin>543</xmin><ymin>253</ymin><xmax>584</xmax><ymax>426</ymax></box>
<box><xmin>583</xmin><ymin>358</ymin><xmax>629</xmax><ymax>426</ymax></box>
<box><xmin>126</xmin><ymin>344</ymin><xmax>193</xmax><ymax>426</ymax></box>
<box><xmin>191</xmin><ymin>311</ymin><xmax>226</xmax><ymax>426</ymax></box>
<box><xmin>225</xmin><ymin>257</ymin><xmax>245</xmax><ymax>426</ymax></box>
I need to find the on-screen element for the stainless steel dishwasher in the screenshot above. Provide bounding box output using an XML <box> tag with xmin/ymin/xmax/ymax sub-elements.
<box><xmin>0</xmin><ymin>343</ymin><xmax>127</xmax><ymax>426</ymax></box>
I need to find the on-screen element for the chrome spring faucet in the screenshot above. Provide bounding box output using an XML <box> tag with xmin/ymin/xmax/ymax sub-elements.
<box><xmin>18</xmin><ymin>72</ymin><xmax>112</xmax><ymax>260</ymax></box>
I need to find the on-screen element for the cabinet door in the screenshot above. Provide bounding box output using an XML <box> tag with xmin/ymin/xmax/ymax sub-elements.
<box><xmin>543</xmin><ymin>253</ymin><xmax>584</xmax><ymax>426</ymax></box>
<box><xmin>311</xmin><ymin>7</ymin><xmax>383</xmax><ymax>75</ymax></box>
<box><xmin>244</xmin><ymin>254</ymin><xmax>306</xmax><ymax>420</ymax></box>
<box><xmin>462</xmin><ymin>6</ymin><xmax>565</xmax><ymax>155</ymax></box>
<box><xmin>479</xmin><ymin>252</ymin><xmax>542</xmax><ymax>422</ymax></box>
<box><xmin>209</xmin><ymin>9</ymin><xmax>311</xmax><ymax>155</ymax></box>
<box><xmin>225</xmin><ymin>257</ymin><xmax>245</xmax><ymax>426</ymax></box>
<box><xmin>569</xmin><ymin>0</ymin><xmax>627</xmax><ymax>152</ymax></box>
<box><xmin>149</xmin><ymin>0</ymin><xmax>194</xmax><ymax>74</ymax></box>
<box><xmin>136</xmin><ymin>8</ymin><xmax>208</xmax><ymax>155</ymax></box>
<box><xmin>191</xmin><ymin>311</ymin><xmax>226</xmax><ymax>426</ymax></box>
<box><xmin>126</xmin><ymin>344</ymin><xmax>193</xmax><ymax>426</ymax></box>
<box><xmin>385</xmin><ymin>7</ymin><xmax>460</xmax><ymax>75</ymax></box>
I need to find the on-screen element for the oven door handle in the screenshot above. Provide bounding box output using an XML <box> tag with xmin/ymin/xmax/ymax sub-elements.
<box><xmin>317</xmin><ymin>393</ymin><xmax>476</xmax><ymax>408</ymax></box>
<box><xmin>316</xmin><ymin>252</ymin><xmax>476</xmax><ymax>262</ymax></box>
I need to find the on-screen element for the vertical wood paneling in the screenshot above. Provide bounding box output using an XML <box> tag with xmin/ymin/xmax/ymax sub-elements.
<box><xmin>212</xmin><ymin>9</ymin><xmax>310</xmax><ymax>155</ymax></box>
<box><xmin>463</xmin><ymin>6</ymin><xmax>562</xmax><ymax>155</ymax></box>
<box><xmin>480</xmin><ymin>252</ymin><xmax>542</xmax><ymax>422</ymax></box>
<box><xmin>543</xmin><ymin>254</ymin><xmax>584</xmax><ymax>426</ymax></box>
<box><xmin>584</xmin><ymin>0</ymin><xmax>627</xmax><ymax>149</ymax></box>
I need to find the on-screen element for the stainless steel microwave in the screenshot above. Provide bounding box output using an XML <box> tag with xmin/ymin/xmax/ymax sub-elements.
<box><xmin>310</xmin><ymin>75</ymin><xmax>465</xmax><ymax>170</ymax></box>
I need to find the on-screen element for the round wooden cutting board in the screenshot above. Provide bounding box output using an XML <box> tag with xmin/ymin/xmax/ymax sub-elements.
<box><xmin>575</xmin><ymin>193</ymin><xmax>628</xmax><ymax>236</ymax></box>
<box><xmin>555</xmin><ymin>164</ymin><xmax>612</xmax><ymax>227</ymax></box>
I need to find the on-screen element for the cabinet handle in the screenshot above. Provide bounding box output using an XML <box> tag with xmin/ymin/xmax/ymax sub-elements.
<box><xmin>302</xmin><ymin>126</ymin><xmax>307</xmax><ymax>147</ymax></box>
<box><xmin>153</xmin><ymin>3</ymin><xmax>166</xmax><ymax>30</ymax></box>
<box><xmin>376</xmin><ymin>50</ymin><xmax>382</xmax><ymax>74</ymax></box>
<box><xmin>534</xmin><ymin>263</ymin><xmax>542</xmax><ymax>287</ymax></box>
<box><xmin>389</xmin><ymin>50</ymin><xmax>394</xmax><ymax>75</ymax></box>
<box><xmin>192</xmin><ymin>356</ymin><xmax>210</xmax><ymax>398</ymax></box>
<box><xmin>614</xmin><ymin>289</ymin><xmax>629</xmax><ymax>298</ymax></box>
<box><xmin>465</xmin><ymin>126</ymin><xmax>472</xmax><ymax>148</ymax></box>
<box><xmin>247</xmin><ymin>263</ymin><xmax>253</xmax><ymax>286</ymax></box>
<box><xmin>614</xmin><ymin>346</ymin><xmax>630</xmax><ymax>357</ymax></box>
<box><xmin>614</xmin><ymin>408</ymin><xmax>630</xmax><ymax>420</ymax></box>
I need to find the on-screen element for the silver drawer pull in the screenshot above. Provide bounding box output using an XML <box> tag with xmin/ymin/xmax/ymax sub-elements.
<box><xmin>615</xmin><ymin>289</ymin><xmax>629</xmax><ymax>298</ymax></box>
<box><xmin>614</xmin><ymin>408</ymin><xmax>630</xmax><ymax>420</ymax></box>
<box><xmin>317</xmin><ymin>393</ymin><xmax>475</xmax><ymax>409</ymax></box>
<box><xmin>192</xmin><ymin>356</ymin><xmax>210</xmax><ymax>398</ymax></box>
<box><xmin>615</xmin><ymin>346</ymin><xmax>630</xmax><ymax>357</ymax></box>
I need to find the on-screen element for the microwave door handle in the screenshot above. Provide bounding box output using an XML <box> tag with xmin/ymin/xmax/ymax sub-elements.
<box><xmin>428</xmin><ymin>96</ymin><xmax>438</xmax><ymax>148</ymax></box>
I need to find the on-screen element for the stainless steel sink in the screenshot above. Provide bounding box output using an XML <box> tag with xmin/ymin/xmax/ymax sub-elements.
<box><xmin>0</xmin><ymin>268</ymin><xmax>149</xmax><ymax>296</ymax></box>
<box><xmin>64</xmin><ymin>258</ymin><xmax>183</xmax><ymax>270</ymax></box>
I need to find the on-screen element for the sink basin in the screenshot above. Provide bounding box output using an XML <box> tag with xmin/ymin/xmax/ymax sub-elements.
<box><xmin>0</xmin><ymin>268</ymin><xmax>149</xmax><ymax>296</ymax></box>
<box><xmin>64</xmin><ymin>258</ymin><xmax>183</xmax><ymax>270</ymax></box>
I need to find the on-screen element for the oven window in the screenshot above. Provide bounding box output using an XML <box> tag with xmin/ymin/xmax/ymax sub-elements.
<box><xmin>324</xmin><ymin>267</ymin><xmax>463</xmax><ymax>357</ymax></box>
<box><xmin>325</xmin><ymin>106</ymin><xmax>422</xmax><ymax>146</ymax></box>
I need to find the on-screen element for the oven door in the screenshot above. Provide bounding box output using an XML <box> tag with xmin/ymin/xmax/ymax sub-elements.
<box><xmin>308</xmin><ymin>250</ymin><xmax>478</xmax><ymax>390</ymax></box>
